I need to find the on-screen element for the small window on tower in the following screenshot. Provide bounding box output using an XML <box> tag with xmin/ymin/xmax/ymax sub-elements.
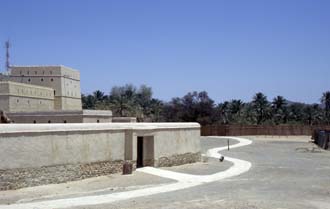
<box><xmin>41</xmin><ymin>78</ymin><xmax>44</xmax><ymax>82</ymax></box>
<box><xmin>51</xmin><ymin>78</ymin><xmax>54</xmax><ymax>82</ymax></box>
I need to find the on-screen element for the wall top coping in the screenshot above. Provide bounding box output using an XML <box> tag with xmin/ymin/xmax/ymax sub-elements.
<box><xmin>82</xmin><ymin>110</ymin><xmax>113</xmax><ymax>116</ymax></box>
<box><xmin>10</xmin><ymin>65</ymin><xmax>79</xmax><ymax>73</ymax></box>
<box><xmin>7</xmin><ymin>110</ymin><xmax>83</xmax><ymax>116</ymax></box>
<box><xmin>0</xmin><ymin>123</ymin><xmax>200</xmax><ymax>134</ymax></box>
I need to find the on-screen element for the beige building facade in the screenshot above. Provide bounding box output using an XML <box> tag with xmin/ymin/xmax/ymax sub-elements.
<box><xmin>0</xmin><ymin>81</ymin><xmax>54</xmax><ymax>113</ymax></box>
<box><xmin>9</xmin><ymin>66</ymin><xmax>82</xmax><ymax>111</ymax></box>
<box><xmin>0</xmin><ymin>65</ymin><xmax>114</xmax><ymax>123</ymax></box>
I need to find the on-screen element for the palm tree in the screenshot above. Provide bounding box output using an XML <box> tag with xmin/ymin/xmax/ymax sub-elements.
<box><xmin>321</xmin><ymin>91</ymin><xmax>330</xmax><ymax>124</ymax></box>
<box><xmin>93</xmin><ymin>90</ymin><xmax>106</xmax><ymax>102</ymax></box>
<box><xmin>303</xmin><ymin>104</ymin><xmax>323</xmax><ymax>125</ymax></box>
<box><xmin>311</xmin><ymin>104</ymin><xmax>324</xmax><ymax>125</ymax></box>
<box><xmin>229</xmin><ymin>99</ymin><xmax>244</xmax><ymax>123</ymax></box>
<box><xmin>108</xmin><ymin>85</ymin><xmax>137</xmax><ymax>117</ymax></box>
<box><xmin>272</xmin><ymin>96</ymin><xmax>287</xmax><ymax>124</ymax></box>
<box><xmin>287</xmin><ymin>103</ymin><xmax>305</xmax><ymax>124</ymax></box>
<box><xmin>272</xmin><ymin>96</ymin><xmax>287</xmax><ymax>110</ymax></box>
<box><xmin>217</xmin><ymin>101</ymin><xmax>230</xmax><ymax>124</ymax></box>
<box><xmin>230</xmin><ymin>100</ymin><xmax>244</xmax><ymax>115</ymax></box>
<box><xmin>252</xmin><ymin>92</ymin><xmax>270</xmax><ymax>125</ymax></box>
<box><xmin>81</xmin><ymin>94</ymin><xmax>96</xmax><ymax>109</ymax></box>
<box><xmin>149</xmin><ymin>98</ymin><xmax>164</xmax><ymax>122</ymax></box>
<box><xmin>241</xmin><ymin>103</ymin><xmax>256</xmax><ymax>124</ymax></box>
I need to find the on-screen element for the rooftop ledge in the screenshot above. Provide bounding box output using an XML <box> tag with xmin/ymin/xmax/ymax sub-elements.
<box><xmin>10</xmin><ymin>65</ymin><xmax>79</xmax><ymax>72</ymax></box>
<box><xmin>0</xmin><ymin>122</ymin><xmax>200</xmax><ymax>134</ymax></box>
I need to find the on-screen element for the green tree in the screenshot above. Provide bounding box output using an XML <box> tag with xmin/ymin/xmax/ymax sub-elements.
<box><xmin>93</xmin><ymin>90</ymin><xmax>110</xmax><ymax>110</ymax></box>
<box><xmin>303</xmin><ymin>104</ymin><xmax>323</xmax><ymax>125</ymax></box>
<box><xmin>287</xmin><ymin>103</ymin><xmax>305</xmax><ymax>124</ymax></box>
<box><xmin>149</xmin><ymin>98</ymin><xmax>164</xmax><ymax>122</ymax></box>
<box><xmin>217</xmin><ymin>101</ymin><xmax>230</xmax><ymax>124</ymax></box>
<box><xmin>241</xmin><ymin>102</ymin><xmax>256</xmax><ymax>125</ymax></box>
<box><xmin>321</xmin><ymin>91</ymin><xmax>330</xmax><ymax>124</ymax></box>
<box><xmin>251</xmin><ymin>92</ymin><xmax>270</xmax><ymax>125</ymax></box>
<box><xmin>272</xmin><ymin>96</ymin><xmax>287</xmax><ymax>124</ymax></box>
<box><xmin>162</xmin><ymin>98</ymin><xmax>184</xmax><ymax>122</ymax></box>
<box><xmin>135</xmin><ymin>85</ymin><xmax>153</xmax><ymax>121</ymax></box>
<box><xmin>195</xmin><ymin>91</ymin><xmax>216</xmax><ymax>125</ymax></box>
<box><xmin>93</xmin><ymin>90</ymin><xmax>106</xmax><ymax>101</ymax></box>
<box><xmin>229</xmin><ymin>99</ymin><xmax>244</xmax><ymax>124</ymax></box>
<box><xmin>162</xmin><ymin>91</ymin><xmax>215</xmax><ymax>125</ymax></box>
<box><xmin>108</xmin><ymin>84</ymin><xmax>137</xmax><ymax>117</ymax></box>
<box><xmin>81</xmin><ymin>93</ymin><xmax>96</xmax><ymax>109</ymax></box>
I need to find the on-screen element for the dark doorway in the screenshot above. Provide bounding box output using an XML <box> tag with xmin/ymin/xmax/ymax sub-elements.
<box><xmin>137</xmin><ymin>137</ymin><xmax>144</xmax><ymax>168</ymax></box>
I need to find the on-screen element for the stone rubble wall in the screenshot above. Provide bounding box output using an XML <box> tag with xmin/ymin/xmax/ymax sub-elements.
<box><xmin>0</xmin><ymin>160</ymin><xmax>137</xmax><ymax>190</ymax></box>
<box><xmin>157</xmin><ymin>152</ymin><xmax>201</xmax><ymax>167</ymax></box>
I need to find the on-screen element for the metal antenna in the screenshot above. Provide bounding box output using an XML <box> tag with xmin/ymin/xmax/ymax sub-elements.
<box><xmin>5</xmin><ymin>40</ymin><xmax>10</xmax><ymax>72</ymax></box>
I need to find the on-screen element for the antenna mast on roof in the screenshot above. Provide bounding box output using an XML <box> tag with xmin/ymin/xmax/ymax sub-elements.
<box><xmin>5</xmin><ymin>40</ymin><xmax>10</xmax><ymax>72</ymax></box>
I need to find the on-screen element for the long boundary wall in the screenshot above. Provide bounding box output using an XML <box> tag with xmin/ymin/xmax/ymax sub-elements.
<box><xmin>201</xmin><ymin>124</ymin><xmax>330</xmax><ymax>136</ymax></box>
<box><xmin>0</xmin><ymin>123</ymin><xmax>200</xmax><ymax>190</ymax></box>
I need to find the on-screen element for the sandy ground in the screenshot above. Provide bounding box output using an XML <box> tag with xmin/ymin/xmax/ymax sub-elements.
<box><xmin>0</xmin><ymin>170</ymin><xmax>174</xmax><ymax>204</ymax></box>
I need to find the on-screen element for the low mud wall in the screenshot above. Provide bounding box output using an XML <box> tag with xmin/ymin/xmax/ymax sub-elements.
<box><xmin>201</xmin><ymin>125</ymin><xmax>330</xmax><ymax>136</ymax></box>
<box><xmin>0</xmin><ymin>123</ymin><xmax>201</xmax><ymax>190</ymax></box>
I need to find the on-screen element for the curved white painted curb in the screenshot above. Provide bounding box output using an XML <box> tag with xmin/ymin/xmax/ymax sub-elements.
<box><xmin>0</xmin><ymin>136</ymin><xmax>252</xmax><ymax>209</ymax></box>
<box><xmin>139</xmin><ymin>136</ymin><xmax>252</xmax><ymax>183</ymax></box>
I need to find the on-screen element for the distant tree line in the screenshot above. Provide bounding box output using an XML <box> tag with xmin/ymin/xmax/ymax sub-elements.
<box><xmin>82</xmin><ymin>84</ymin><xmax>330</xmax><ymax>126</ymax></box>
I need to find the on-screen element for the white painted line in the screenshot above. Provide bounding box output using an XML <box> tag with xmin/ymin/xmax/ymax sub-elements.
<box><xmin>137</xmin><ymin>166</ymin><xmax>199</xmax><ymax>183</ymax></box>
<box><xmin>0</xmin><ymin>137</ymin><xmax>252</xmax><ymax>209</ymax></box>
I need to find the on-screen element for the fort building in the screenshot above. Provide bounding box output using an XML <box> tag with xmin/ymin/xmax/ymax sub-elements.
<box><xmin>8</xmin><ymin>65</ymin><xmax>82</xmax><ymax>111</ymax></box>
<box><xmin>0</xmin><ymin>65</ymin><xmax>113</xmax><ymax>123</ymax></box>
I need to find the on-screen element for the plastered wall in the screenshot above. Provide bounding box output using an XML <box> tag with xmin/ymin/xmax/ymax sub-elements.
<box><xmin>0</xmin><ymin>81</ymin><xmax>54</xmax><ymax>112</ymax></box>
<box><xmin>9</xmin><ymin>66</ymin><xmax>82</xmax><ymax>111</ymax></box>
<box><xmin>0</xmin><ymin>123</ymin><xmax>200</xmax><ymax>170</ymax></box>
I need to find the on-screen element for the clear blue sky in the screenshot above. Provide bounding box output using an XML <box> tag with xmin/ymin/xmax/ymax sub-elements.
<box><xmin>0</xmin><ymin>0</ymin><xmax>329</xmax><ymax>104</ymax></box>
